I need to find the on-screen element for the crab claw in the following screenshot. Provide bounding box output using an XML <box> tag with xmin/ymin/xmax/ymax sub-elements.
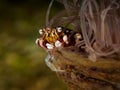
<box><xmin>36</xmin><ymin>38</ymin><xmax>39</xmax><ymax>45</ymax></box>
<box><xmin>36</xmin><ymin>38</ymin><xmax>44</xmax><ymax>47</ymax></box>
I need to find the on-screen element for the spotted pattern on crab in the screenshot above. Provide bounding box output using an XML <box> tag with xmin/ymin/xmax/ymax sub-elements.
<box><xmin>63</xmin><ymin>35</ymin><xmax>68</xmax><ymax>44</ymax></box>
<box><xmin>46</xmin><ymin>43</ymin><xmax>54</xmax><ymax>49</ymax></box>
<box><xmin>39</xmin><ymin>29</ymin><xmax>43</xmax><ymax>35</ymax></box>
<box><xmin>36</xmin><ymin>27</ymin><xmax>82</xmax><ymax>50</ymax></box>
<box><xmin>56</xmin><ymin>27</ymin><xmax>62</xmax><ymax>32</ymax></box>
<box><xmin>55</xmin><ymin>40</ymin><xmax>62</xmax><ymax>47</ymax></box>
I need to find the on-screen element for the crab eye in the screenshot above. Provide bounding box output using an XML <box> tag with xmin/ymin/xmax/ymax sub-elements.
<box><xmin>39</xmin><ymin>29</ymin><xmax>43</xmax><ymax>35</ymax></box>
<box><xmin>57</xmin><ymin>27</ymin><xmax>62</xmax><ymax>32</ymax></box>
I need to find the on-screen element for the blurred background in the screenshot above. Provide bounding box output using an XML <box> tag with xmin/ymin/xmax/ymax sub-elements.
<box><xmin>0</xmin><ymin>0</ymin><xmax>67</xmax><ymax>90</ymax></box>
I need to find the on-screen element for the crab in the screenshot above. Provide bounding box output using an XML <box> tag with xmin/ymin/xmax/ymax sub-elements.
<box><xmin>36</xmin><ymin>27</ymin><xmax>82</xmax><ymax>72</ymax></box>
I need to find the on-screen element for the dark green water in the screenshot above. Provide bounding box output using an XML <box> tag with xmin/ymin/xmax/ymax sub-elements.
<box><xmin>0</xmin><ymin>0</ymin><xmax>66</xmax><ymax>90</ymax></box>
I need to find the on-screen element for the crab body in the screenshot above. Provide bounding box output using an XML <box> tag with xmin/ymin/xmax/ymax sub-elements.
<box><xmin>36</xmin><ymin>27</ymin><xmax>83</xmax><ymax>72</ymax></box>
<box><xmin>36</xmin><ymin>27</ymin><xmax>82</xmax><ymax>51</ymax></box>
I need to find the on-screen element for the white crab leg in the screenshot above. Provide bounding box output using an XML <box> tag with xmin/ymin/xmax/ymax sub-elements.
<box><xmin>45</xmin><ymin>54</ymin><xmax>65</xmax><ymax>72</ymax></box>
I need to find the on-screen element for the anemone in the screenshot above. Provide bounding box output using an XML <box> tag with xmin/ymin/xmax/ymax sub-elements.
<box><xmin>46</xmin><ymin>0</ymin><xmax>120</xmax><ymax>60</ymax></box>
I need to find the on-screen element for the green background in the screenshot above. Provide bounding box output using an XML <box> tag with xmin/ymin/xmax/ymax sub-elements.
<box><xmin>0</xmin><ymin>0</ymin><xmax>66</xmax><ymax>90</ymax></box>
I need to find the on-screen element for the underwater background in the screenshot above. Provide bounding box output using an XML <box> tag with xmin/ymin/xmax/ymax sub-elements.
<box><xmin>0</xmin><ymin>0</ymin><xmax>67</xmax><ymax>90</ymax></box>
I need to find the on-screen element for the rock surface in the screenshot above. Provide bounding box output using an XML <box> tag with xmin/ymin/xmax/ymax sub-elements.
<box><xmin>52</xmin><ymin>49</ymin><xmax>120</xmax><ymax>90</ymax></box>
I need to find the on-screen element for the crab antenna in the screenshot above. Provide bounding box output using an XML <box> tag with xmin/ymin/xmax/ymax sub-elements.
<box><xmin>46</xmin><ymin>0</ymin><xmax>54</xmax><ymax>27</ymax></box>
